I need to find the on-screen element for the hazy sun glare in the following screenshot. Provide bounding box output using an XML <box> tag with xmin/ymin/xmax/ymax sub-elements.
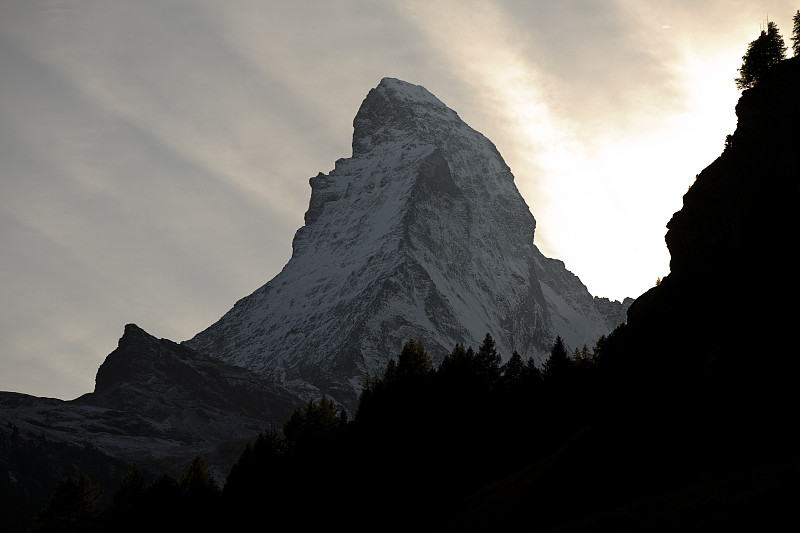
<box><xmin>396</xmin><ymin>1</ymin><xmax>795</xmax><ymax>301</ymax></box>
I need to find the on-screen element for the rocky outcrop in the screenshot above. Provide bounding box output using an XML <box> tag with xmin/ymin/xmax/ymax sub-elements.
<box><xmin>1</xmin><ymin>324</ymin><xmax>296</xmax><ymax>484</ymax></box>
<box><xmin>627</xmin><ymin>57</ymin><xmax>800</xmax><ymax>359</ymax></box>
<box><xmin>86</xmin><ymin>324</ymin><xmax>295</xmax><ymax>425</ymax></box>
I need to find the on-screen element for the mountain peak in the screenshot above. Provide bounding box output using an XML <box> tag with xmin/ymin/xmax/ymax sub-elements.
<box><xmin>376</xmin><ymin>77</ymin><xmax>446</xmax><ymax>105</ymax></box>
<box><xmin>352</xmin><ymin>78</ymin><xmax>462</xmax><ymax>156</ymax></box>
<box><xmin>187</xmin><ymin>78</ymin><xmax>630</xmax><ymax>411</ymax></box>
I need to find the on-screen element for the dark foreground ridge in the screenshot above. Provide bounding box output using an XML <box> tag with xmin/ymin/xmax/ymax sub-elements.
<box><xmin>452</xmin><ymin>55</ymin><xmax>800</xmax><ymax>531</ymax></box>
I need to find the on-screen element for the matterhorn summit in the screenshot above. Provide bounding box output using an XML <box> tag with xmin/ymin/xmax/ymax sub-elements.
<box><xmin>185</xmin><ymin>78</ymin><xmax>631</xmax><ymax>409</ymax></box>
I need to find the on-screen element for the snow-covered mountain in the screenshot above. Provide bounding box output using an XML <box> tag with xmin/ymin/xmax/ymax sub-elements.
<box><xmin>186</xmin><ymin>78</ymin><xmax>631</xmax><ymax>410</ymax></box>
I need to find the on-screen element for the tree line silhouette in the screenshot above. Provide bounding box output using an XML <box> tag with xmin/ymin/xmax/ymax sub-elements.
<box><xmin>25</xmin><ymin>330</ymin><xmax>621</xmax><ymax>532</ymax></box>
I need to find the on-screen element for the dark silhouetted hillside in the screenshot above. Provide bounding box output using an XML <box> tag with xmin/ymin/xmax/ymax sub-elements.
<box><xmin>451</xmin><ymin>56</ymin><xmax>800</xmax><ymax>532</ymax></box>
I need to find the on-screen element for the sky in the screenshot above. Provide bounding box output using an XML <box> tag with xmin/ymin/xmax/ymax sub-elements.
<box><xmin>1</xmin><ymin>0</ymin><xmax>797</xmax><ymax>400</ymax></box>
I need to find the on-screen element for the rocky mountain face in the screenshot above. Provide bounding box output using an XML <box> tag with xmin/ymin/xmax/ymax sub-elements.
<box><xmin>1</xmin><ymin>325</ymin><xmax>296</xmax><ymax>485</ymax></box>
<box><xmin>186</xmin><ymin>78</ymin><xmax>631</xmax><ymax>411</ymax></box>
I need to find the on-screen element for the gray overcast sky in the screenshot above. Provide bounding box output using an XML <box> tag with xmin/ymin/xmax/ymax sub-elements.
<box><xmin>1</xmin><ymin>0</ymin><xmax>796</xmax><ymax>399</ymax></box>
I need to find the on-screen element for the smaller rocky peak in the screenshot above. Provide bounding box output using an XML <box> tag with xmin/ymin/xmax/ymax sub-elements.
<box><xmin>118</xmin><ymin>323</ymin><xmax>155</xmax><ymax>346</ymax></box>
<box><xmin>352</xmin><ymin>78</ymin><xmax>461</xmax><ymax>156</ymax></box>
<box><xmin>93</xmin><ymin>324</ymin><xmax>200</xmax><ymax>397</ymax></box>
<box><xmin>93</xmin><ymin>324</ymin><xmax>160</xmax><ymax>395</ymax></box>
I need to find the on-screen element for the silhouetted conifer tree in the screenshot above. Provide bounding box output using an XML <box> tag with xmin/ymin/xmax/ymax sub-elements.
<box><xmin>113</xmin><ymin>463</ymin><xmax>144</xmax><ymax>511</ymax></box>
<box><xmin>434</xmin><ymin>342</ymin><xmax>485</xmax><ymax>423</ymax></box>
<box><xmin>476</xmin><ymin>333</ymin><xmax>501</xmax><ymax>385</ymax></box>
<box><xmin>572</xmin><ymin>344</ymin><xmax>593</xmax><ymax>369</ymax></box>
<box><xmin>543</xmin><ymin>335</ymin><xmax>572</xmax><ymax>384</ymax></box>
<box><xmin>438</xmin><ymin>342</ymin><xmax>480</xmax><ymax>385</ymax></box>
<box><xmin>106</xmin><ymin>462</ymin><xmax>146</xmax><ymax>530</ymax></box>
<box><xmin>501</xmin><ymin>350</ymin><xmax>525</xmax><ymax>382</ymax></box>
<box><xmin>497</xmin><ymin>350</ymin><xmax>539</xmax><ymax>421</ymax></box>
<box><xmin>224</xmin><ymin>430</ymin><xmax>283</xmax><ymax>497</ymax></box>
<box><xmin>175</xmin><ymin>457</ymin><xmax>220</xmax><ymax>528</ymax></box>
<box><xmin>439</xmin><ymin>342</ymin><xmax>464</xmax><ymax>373</ymax></box>
<box><xmin>735</xmin><ymin>21</ymin><xmax>787</xmax><ymax>89</ymax></box>
<box><xmin>221</xmin><ymin>430</ymin><xmax>285</xmax><ymax>528</ymax></box>
<box><xmin>179</xmin><ymin>456</ymin><xmax>218</xmax><ymax>498</ymax></box>
<box><xmin>592</xmin><ymin>334</ymin><xmax>607</xmax><ymax>360</ymax></box>
<box><xmin>361</xmin><ymin>372</ymin><xmax>375</xmax><ymax>395</ymax></box>
<box><xmin>382</xmin><ymin>357</ymin><xmax>398</xmax><ymax>384</ymax></box>
<box><xmin>793</xmin><ymin>10</ymin><xmax>800</xmax><ymax>56</ymax></box>
<box><xmin>283</xmin><ymin>395</ymin><xmax>343</xmax><ymax>452</ymax></box>
<box><xmin>396</xmin><ymin>337</ymin><xmax>433</xmax><ymax>379</ymax></box>
<box><xmin>523</xmin><ymin>356</ymin><xmax>542</xmax><ymax>382</ymax></box>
